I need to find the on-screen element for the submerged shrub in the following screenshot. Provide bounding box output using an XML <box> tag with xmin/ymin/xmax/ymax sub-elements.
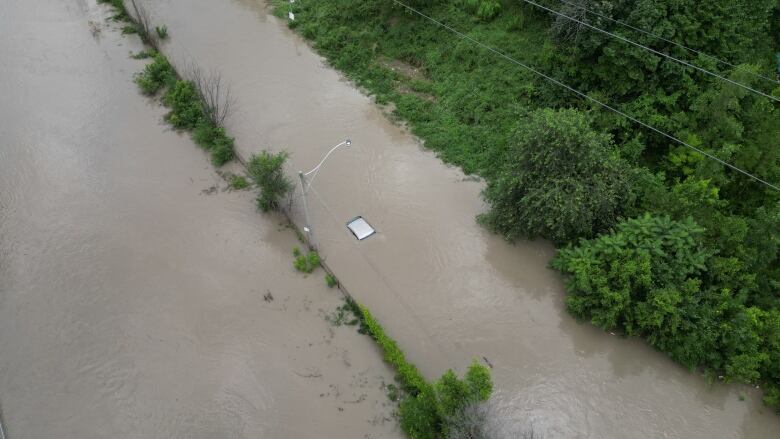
<box><xmin>293</xmin><ymin>250</ymin><xmax>320</xmax><ymax>273</ymax></box>
<box><xmin>247</xmin><ymin>151</ymin><xmax>293</xmax><ymax>212</ymax></box>
<box><xmin>134</xmin><ymin>53</ymin><xmax>175</xmax><ymax>95</ymax></box>
<box><xmin>229</xmin><ymin>174</ymin><xmax>249</xmax><ymax>190</ymax></box>
<box><xmin>155</xmin><ymin>25</ymin><xmax>169</xmax><ymax>39</ymax></box>
<box><xmin>163</xmin><ymin>80</ymin><xmax>204</xmax><ymax>129</ymax></box>
<box><xmin>209</xmin><ymin>133</ymin><xmax>235</xmax><ymax>166</ymax></box>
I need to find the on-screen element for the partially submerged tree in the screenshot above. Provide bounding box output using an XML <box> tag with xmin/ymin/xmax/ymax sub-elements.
<box><xmin>479</xmin><ymin>108</ymin><xmax>634</xmax><ymax>245</ymax></box>
<box><xmin>247</xmin><ymin>151</ymin><xmax>293</xmax><ymax>212</ymax></box>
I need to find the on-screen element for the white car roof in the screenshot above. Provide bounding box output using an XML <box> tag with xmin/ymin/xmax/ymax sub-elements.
<box><xmin>346</xmin><ymin>216</ymin><xmax>375</xmax><ymax>240</ymax></box>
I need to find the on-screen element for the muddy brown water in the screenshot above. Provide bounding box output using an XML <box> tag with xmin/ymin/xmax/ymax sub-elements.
<box><xmin>125</xmin><ymin>0</ymin><xmax>780</xmax><ymax>437</ymax></box>
<box><xmin>0</xmin><ymin>1</ymin><xmax>401</xmax><ymax>438</ymax></box>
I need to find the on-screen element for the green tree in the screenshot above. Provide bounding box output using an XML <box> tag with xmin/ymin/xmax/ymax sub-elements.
<box><xmin>247</xmin><ymin>151</ymin><xmax>294</xmax><ymax>212</ymax></box>
<box><xmin>479</xmin><ymin>108</ymin><xmax>635</xmax><ymax>244</ymax></box>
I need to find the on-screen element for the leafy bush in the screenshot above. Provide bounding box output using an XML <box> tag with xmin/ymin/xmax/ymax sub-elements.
<box><xmin>134</xmin><ymin>53</ymin><xmax>175</xmax><ymax>95</ymax></box>
<box><xmin>247</xmin><ymin>151</ymin><xmax>293</xmax><ymax>212</ymax></box>
<box><xmin>229</xmin><ymin>174</ymin><xmax>249</xmax><ymax>190</ymax></box>
<box><xmin>209</xmin><ymin>133</ymin><xmax>235</xmax><ymax>166</ymax></box>
<box><xmin>293</xmin><ymin>249</ymin><xmax>320</xmax><ymax>273</ymax></box>
<box><xmin>155</xmin><ymin>25</ymin><xmax>168</xmax><ymax>39</ymax></box>
<box><xmin>325</xmin><ymin>273</ymin><xmax>338</xmax><ymax>288</ymax></box>
<box><xmin>163</xmin><ymin>80</ymin><xmax>204</xmax><ymax>129</ymax></box>
<box><xmin>479</xmin><ymin>108</ymin><xmax>634</xmax><ymax>245</ymax></box>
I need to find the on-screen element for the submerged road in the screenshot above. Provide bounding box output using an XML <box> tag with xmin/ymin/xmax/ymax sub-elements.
<box><xmin>136</xmin><ymin>0</ymin><xmax>780</xmax><ymax>437</ymax></box>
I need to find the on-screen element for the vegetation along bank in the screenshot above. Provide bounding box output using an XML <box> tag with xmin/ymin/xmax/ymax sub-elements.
<box><xmin>273</xmin><ymin>0</ymin><xmax>780</xmax><ymax>410</ymax></box>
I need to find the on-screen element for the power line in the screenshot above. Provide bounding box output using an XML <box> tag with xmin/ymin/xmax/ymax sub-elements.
<box><xmin>521</xmin><ymin>0</ymin><xmax>780</xmax><ymax>103</ymax></box>
<box><xmin>391</xmin><ymin>0</ymin><xmax>780</xmax><ymax>192</ymax></box>
<box><xmin>554</xmin><ymin>0</ymin><xmax>780</xmax><ymax>86</ymax></box>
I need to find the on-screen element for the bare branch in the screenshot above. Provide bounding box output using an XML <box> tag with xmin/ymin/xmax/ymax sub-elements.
<box><xmin>185</xmin><ymin>62</ymin><xmax>236</xmax><ymax>127</ymax></box>
<box><xmin>125</xmin><ymin>0</ymin><xmax>157</xmax><ymax>49</ymax></box>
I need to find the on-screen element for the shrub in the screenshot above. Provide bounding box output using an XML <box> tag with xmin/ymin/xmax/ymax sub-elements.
<box><xmin>247</xmin><ymin>151</ymin><xmax>293</xmax><ymax>212</ymax></box>
<box><xmin>155</xmin><ymin>25</ymin><xmax>168</xmax><ymax>39</ymax></box>
<box><xmin>163</xmin><ymin>80</ymin><xmax>204</xmax><ymax>129</ymax></box>
<box><xmin>325</xmin><ymin>273</ymin><xmax>338</xmax><ymax>288</ymax></box>
<box><xmin>131</xmin><ymin>49</ymin><xmax>155</xmax><ymax>59</ymax></box>
<box><xmin>229</xmin><ymin>174</ymin><xmax>249</xmax><ymax>190</ymax></box>
<box><xmin>293</xmin><ymin>250</ymin><xmax>320</xmax><ymax>273</ymax></box>
<box><xmin>121</xmin><ymin>24</ymin><xmax>138</xmax><ymax>35</ymax></box>
<box><xmin>134</xmin><ymin>53</ymin><xmax>175</xmax><ymax>95</ymax></box>
<box><xmin>209</xmin><ymin>133</ymin><xmax>235</xmax><ymax>166</ymax></box>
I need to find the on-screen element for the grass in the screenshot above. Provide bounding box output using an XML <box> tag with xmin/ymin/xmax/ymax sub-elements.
<box><xmin>228</xmin><ymin>174</ymin><xmax>250</xmax><ymax>190</ymax></box>
<box><xmin>325</xmin><ymin>273</ymin><xmax>338</xmax><ymax>288</ymax></box>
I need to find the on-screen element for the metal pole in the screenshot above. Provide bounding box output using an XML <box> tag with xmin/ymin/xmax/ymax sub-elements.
<box><xmin>298</xmin><ymin>171</ymin><xmax>315</xmax><ymax>250</ymax></box>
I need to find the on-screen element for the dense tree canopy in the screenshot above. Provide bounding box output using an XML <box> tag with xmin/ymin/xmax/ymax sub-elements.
<box><xmin>480</xmin><ymin>108</ymin><xmax>634</xmax><ymax>244</ymax></box>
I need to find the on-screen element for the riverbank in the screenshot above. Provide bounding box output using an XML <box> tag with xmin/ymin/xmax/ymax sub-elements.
<box><xmin>0</xmin><ymin>1</ymin><xmax>401</xmax><ymax>437</ymax></box>
<box><xmin>130</xmin><ymin>0</ymin><xmax>780</xmax><ymax>437</ymax></box>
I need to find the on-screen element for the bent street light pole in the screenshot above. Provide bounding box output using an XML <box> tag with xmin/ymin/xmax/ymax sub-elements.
<box><xmin>298</xmin><ymin>138</ymin><xmax>352</xmax><ymax>250</ymax></box>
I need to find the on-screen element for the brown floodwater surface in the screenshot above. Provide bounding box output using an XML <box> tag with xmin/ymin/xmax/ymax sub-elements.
<box><xmin>0</xmin><ymin>1</ymin><xmax>400</xmax><ymax>438</ymax></box>
<box><xmin>132</xmin><ymin>0</ymin><xmax>780</xmax><ymax>437</ymax></box>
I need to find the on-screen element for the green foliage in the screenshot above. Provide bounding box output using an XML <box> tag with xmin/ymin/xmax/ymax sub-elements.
<box><xmin>163</xmin><ymin>80</ymin><xmax>204</xmax><ymax>129</ymax></box>
<box><xmin>359</xmin><ymin>304</ymin><xmax>431</xmax><ymax>396</ymax></box>
<box><xmin>480</xmin><ymin>108</ymin><xmax>635</xmax><ymax>244</ymax></box>
<box><xmin>98</xmin><ymin>0</ymin><xmax>129</xmax><ymax>21</ymax></box>
<box><xmin>293</xmin><ymin>249</ymin><xmax>320</xmax><ymax>273</ymax></box>
<box><xmin>134</xmin><ymin>53</ymin><xmax>175</xmax><ymax>95</ymax></box>
<box><xmin>121</xmin><ymin>24</ymin><xmax>138</xmax><ymax>35</ymax></box>
<box><xmin>325</xmin><ymin>273</ymin><xmax>338</xmax><ymax>288</ymax></box>
<box><xmin>155</xmin><ymin>25</ymin><xmax>168</xmax><ymax>39</ymax></box>
<box><xmin>228</xmin><ymin>174</ymin><xmax>249</xmax><ymax>190</ymax></box>
<box><xmin>459</xmin><ymin>0</ymin><xmax>502</xmax><ymax>20</ymax></box>
<box><xmin>131</xmin><ymin>49</ymin><xmax>155</xmax><ymax>59</ymax></box>
<box><xmin>247</xmin><ymin>151</ymin><xmax>293</xmax><ymax>212</ymax></box>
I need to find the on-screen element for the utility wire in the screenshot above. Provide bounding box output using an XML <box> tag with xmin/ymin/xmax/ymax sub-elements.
<box><xmin>521</xmin><ymin>0</ymin><xmax>780</xmax><ymax>103</ymax></box>
<box><xmin>391</xmin><ymin>0</ymin><xmax>780</xmax><ymax>192</ymax></box>
<box><xmin>554</xmin><ymin>0</ymin><xmax>780</xmax><ymax>85</ymax></box>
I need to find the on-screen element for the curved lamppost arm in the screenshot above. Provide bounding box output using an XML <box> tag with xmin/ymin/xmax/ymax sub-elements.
<box><xmin>302</xmin><ymin>139</ymin><xmax>351</xmax><ymax>192</ymax></box>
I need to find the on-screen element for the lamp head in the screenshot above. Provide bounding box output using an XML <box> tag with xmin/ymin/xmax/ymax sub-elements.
<box><xmin>345</xmin><ymin>139</ymin><xmax>352</xmax><ymax>147</ymax></box>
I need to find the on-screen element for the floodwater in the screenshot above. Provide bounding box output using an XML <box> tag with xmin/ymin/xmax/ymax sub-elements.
<box><xmin>0</xmin><ymin>1</ymin><xmax>401</xmax><ymax>438</ymax></box>
<box><xmin>136</xmin><ymin>0</ymin><xmax>780</xmax><ymax>437</ymax></box>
